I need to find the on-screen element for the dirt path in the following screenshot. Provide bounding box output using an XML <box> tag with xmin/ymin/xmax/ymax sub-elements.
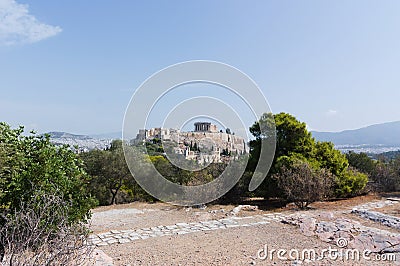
<box><xmin>90</xmin><ymin>196</ymin><xmax>400</xmax><ymax>266</ymax></box>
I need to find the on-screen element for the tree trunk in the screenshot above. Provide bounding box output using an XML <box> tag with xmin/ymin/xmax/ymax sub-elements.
<box><xmin>109</xmin><ymin>178</ymin><xmax>123</xmax><ymax>205</ymax></box>
<box><xmin>110</xmin><ymin>189</ymin><xmax>119</xmax><ymax>205</ymax></box>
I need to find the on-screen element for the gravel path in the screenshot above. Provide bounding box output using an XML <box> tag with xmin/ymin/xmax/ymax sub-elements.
<box><xmin>89</xmin><ymin>197</ymin><xmax>400</xmax><ymax>265</ymax></box>
<box><xmin>89</xmin><ymin>213</ymin><xmax>285</xmax><ymax>247</ymax></box>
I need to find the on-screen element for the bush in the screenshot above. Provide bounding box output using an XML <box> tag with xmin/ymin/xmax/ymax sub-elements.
<box><xmin>335</xmin><ymin>167</ymin><xmax>368</xmax><ymax>197</ymax></box>
<box><xmin>273</xmin><ymin>161</ymin><xmax>334</xmax><ymax>209</ymax></box>
<box><xmin>346</xmin><ymin>151</ymin><xmax>376</xmax><ymax>175</ymax></box>
<box><xmin>0</xmin><ymin>122</ymin><xmax>96</xmax><ymax>224</ymax></box>
<box><xmin>0</xmin><ymin>191</ymin><xmax>92</xmax><ymax>265</ymax></box>
<box><xmin>0</xmin><ymin>123</ymin><xmax>96</xmax><ymax>264</ymax></box>
<box><xmin>372</xmin><ymin>159</ymin><xmax>400</xmax><ymax>192</ymax></box>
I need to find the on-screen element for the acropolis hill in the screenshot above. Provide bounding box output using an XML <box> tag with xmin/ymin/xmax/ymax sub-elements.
<box><xmin>134</xmin><ymin>122</ymin><xmax>248</xmax><ymax>164</ymax></box>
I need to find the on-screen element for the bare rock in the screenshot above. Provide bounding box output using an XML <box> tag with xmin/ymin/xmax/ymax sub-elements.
<box><xmin>89</xmin><ymin>248</ymin><xmax>114</xmax><ymax>266</ymax></box>
<box><xmin>286</xmin><ymin>214</ymin><xmax>400</xmax><ymax>254</ymax></box>
<box><xmin>317</xmin><ymin>212</ymin><xmax>335</xmax><ymax>220</ymax></box>
<box><xmin>231</xmin><ymin>205</ymin><xmax>258</xmax><ymax>215</ymax></box>
<box><xmin>299</xmin><ymin>217</ymin><xmax>316</xmax><ymax>237</ymax></box>
<box><xmin>352</xmin><ymin>209</ymin><xmax>400</xmax><ymax>230</ymax></box>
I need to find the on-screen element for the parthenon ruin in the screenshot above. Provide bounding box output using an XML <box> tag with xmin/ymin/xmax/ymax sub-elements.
<box><xmin>194</xmin><ymin>122</ymin><xmax>218</xmax><ymax>133</ymax></box>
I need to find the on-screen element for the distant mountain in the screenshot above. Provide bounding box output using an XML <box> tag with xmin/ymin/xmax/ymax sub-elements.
<box><xmin>46</xmin><ymin>131</ymin><xmax>92</xmax><ymax>140</ymax></box>
<box><xmin>45</xmin><ymin>132</ymin><xmax>112</xmax><ymax>152</ymax></box>
<box><xmin>312</xmin><ymin>121</ymin><xmax>400</xmax><ymax>146</ymax></box>
<box><xmin>312</xmin><ymin>121</ymin><xmax>400</xmax><ymax>154</ymax></box>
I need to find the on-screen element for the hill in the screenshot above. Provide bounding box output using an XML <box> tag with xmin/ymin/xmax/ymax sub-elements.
<box><xmin>312</xmin><ymin>121</ymin><xmax>400</xmax><ymax>146</ymax></box>
<box><xmin>312</xmin><ymin>121</ymin><xmax>400</xmax><ymax>154</ymax></box>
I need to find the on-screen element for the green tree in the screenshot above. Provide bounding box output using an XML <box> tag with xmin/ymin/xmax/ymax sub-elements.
<box><xmin>346</xmin><ymin>151</ymin><xmax>376</xmax><ymax>174</ymax></box>
<box><xmin>371</xmin><ymin>156</ymin><xmax>400</xmax><ymax>192</ymax></box>
<box><xmin>248</xmin><ymin>113</ymin><xmax>315</xmax><ymax>197</ymax></box>
<box><xmin>82</xmin><ymin>140</ymin><xmax>134</xmax><ymax>205</ymax></box>
<box><xmin>313</xmin><ymin>141</ymin><xmax>348</xmax><ymax>176</ymax></box>
<box><xmin>248</xmin><ymin>112</ymin><xmax>313</xmax><ymax>172</ymax></box>
<box><xmin>149</xmin><ymin>155</ymin><xmax>194</xmax><ymax>186</ymax></box>
<box><xmin>335</xmin><ymin>167</ymin><xmax>368</xmax><ymax>197</ymax></box>
<box><xmin>274</xmin><ymin>112</ymin><xmax>314</xmax><ymax>158</ymax></box>
<box><xmin>80</xmin><ymin>149</ymin><xmax>109</xmax><ymax>205</ymax></box>
<box><xmin>0</xmin><ymin>122</ymin><xmax>95</xmax><ymax>224</ymax></box>
<box><xmin>145</xmin><ymin>141</ymin><xmax>164</xmax><ymax>155</ymax></box>
<box><xmin>248</xmin><ymin>113</ymin><xmax>368</xmax><ymax>200</ymax></box>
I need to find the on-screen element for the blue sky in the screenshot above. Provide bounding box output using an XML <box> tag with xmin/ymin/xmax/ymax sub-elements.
<box><xmin>1</xmin><ymin>0</ymin><xmax>399</xmax><ymax>135</ymax></box>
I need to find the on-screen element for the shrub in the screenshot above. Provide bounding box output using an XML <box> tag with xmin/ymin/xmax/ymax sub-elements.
<box><xmin>372</xmin><ymin>160</ymin><xmax>400</xmax><ymax>192</ymax></box>
<box><xmin>273</xmin><ymin>161</ymin><xmax>334</xmax><ymax>209</ymax></box>
<box><xmin>0</xmin><ymin>122</ymin><xmax>96</xmax><ymax>224</ymax></box>
<box><xmin>335</xmin><ymin>167</ymin><xmax>368</xmax><ymax>197</ymax></box>
<box><xmin>0</xmin><ymin>191</ymin><xmax>92</xmax><ymax>265</ymax></box>
<box><xmin>346</xmin><ymin>151</ymin><xmax>376</xmax><ymax>175</ymax></box>
<box><xmin>0</xmin><ymin>122</ymin><xmax>96</xmax><ymax>264</ymax></box>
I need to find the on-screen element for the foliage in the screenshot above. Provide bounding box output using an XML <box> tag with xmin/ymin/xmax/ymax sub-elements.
<box><xmin>0</xmin><ymin>191</ymin><xmax>92</xmax><ymax>266</ymax></box>
<box><xmin>346</xmin><ymin>151</ymin><xmax>376</xmax><ymax>174</ymax></box>
<box><xmin>346</xmin><ymin>151</ymin><xmax>400</xmax><ymax>192</ymax></box>
<box><xmin>217</xmin><ymin>168</ymin><xmax>253</xmax><ymax>204</ymax></box>
<box><xmin>80</xmin><ymin>149</ymin><xmax>109</xmax><ymax>205</ymax></box>
<box><xmin>81</xmin><ymin>138</ymin><xmax>234</xmax><ymax>205</ymax></box>
<box><xmin>371</xmin><ymin>150</ymin><xmax>400</xmax><ymax>161</ymax></box>
<box><xmin>274</xmin><ymin>112</ymin><xmax>314</xmax><ymax>158</ymax></box>
<box><xmin>150</xmin><ymin>155</ymin><xmax>181</xmax><ymax>184</ymax></box>
<box><xmin>387</xmin><ymin>157</ymin><xmax>400</xmax><ymax>190</ymax></box>
<box><xmin>248</xmin><ymin>113</ymin><xmax>368</xmax><ymax>200</ymax></box>
<box><xmin>273</xmin><ymin>160</ymin><xmax>334</xmax><ymax>209</ymax></box>
<box><xmin>81</xmin><ymin>140</ymin><xmax>138</xmax><ymax>205</ymax></box>
<box><xmin>313</xmin><ymin>141</ymin><xmax>348</xmax><ymax>176</ymax></box>
<box><xmin>372</xmin><ymin>157</ymin><xmax>400</xmax><ymax>192</ymax></box>
<box><xmin>335</xmin><ymin>167</ymin><xmax>368</xmax><ymax>197</ymax></box>
<box><xmin>150</xmin><ymin>155</ymin><xmax>226</xmax><ymax>187</ymax></box>
<box><xmin>145</xmin><ymin>141</ymin><xmax>164</xmax><ymax>155</ymax></box>
<box><xmin>0</xmin><ymin>122</ymin><xmax>95</xmax><ymax>224</ymax></box>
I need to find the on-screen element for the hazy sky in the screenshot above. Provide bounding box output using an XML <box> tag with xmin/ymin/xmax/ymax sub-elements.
<box><xmin>1</xmin><ymin>0</ymin><xmax>399</xmax><ymax>135</ymax></box>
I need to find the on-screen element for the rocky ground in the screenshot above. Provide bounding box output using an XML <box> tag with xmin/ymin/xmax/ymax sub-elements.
<box><xmin>87</xmin><ymin>195</ymin><xmax>400</xmax><ymax>266</ymax></box>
